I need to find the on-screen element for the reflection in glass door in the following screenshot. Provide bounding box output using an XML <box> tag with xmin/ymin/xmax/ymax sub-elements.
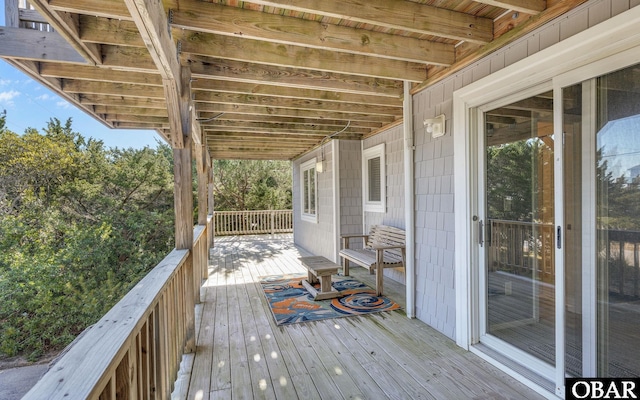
<box><xmin>594</xmin><ymin>65</ymin><xmax>640</xmax><ymax>377</ymax></box>
<box><xmin>483</xmin><ymin>90</ymin><xmax>556</xmax><ymax>367</ymax></box>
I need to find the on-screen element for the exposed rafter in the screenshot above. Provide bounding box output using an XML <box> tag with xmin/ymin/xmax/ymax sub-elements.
<box><xmin>1</xmin><ymin>0</ymin><xmax>584</xmax><ymax>160</ymax></box>
<box><xmin>169</xmin><ymin>0</ymin><xmax>455</xmax><ymax>66</ymax></box>
<box><xmin>240</xmin><ymin>0</ymin><xmax>494</xmax><ymax>44</ymax></box>
<box><xmin>27</xmin><ymin>0</ymin><xmax>102</xmax><ymax>64</ymax></box>
<box><xmin>123</xmin><ymin>0</ymin><xmax>193</xmax><ymax>149</ymax></box>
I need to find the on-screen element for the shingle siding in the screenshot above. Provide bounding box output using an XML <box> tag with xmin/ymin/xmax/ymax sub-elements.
<box><xmin>412</xmin><ymin>0</ymin><xmax>632</xmax><ymax>339</ymax></box>
<box><xmin>362</xmin><ymin>124</ymin><xmax>405</xmax><ymax>284</ymax></box>
<box><xmin>293</xmin><ymin>146</ymin><xmax>335</xmax><ymax>260</ymax></box>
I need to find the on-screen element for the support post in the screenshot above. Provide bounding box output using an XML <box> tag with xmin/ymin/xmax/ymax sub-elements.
<box><xmin>403</xmin><ymin>81</ymin><xmax>416</xmax><ymax>318</ymax></box>
<box><xmin>172</xmin><ymin>66</ymin><xmax>195</xmax><ymax>354</ymax></box>
<box><xmin>5</xmin><ymin>0</ymin><xmax>19</xmax><ymax>28</ymax></box>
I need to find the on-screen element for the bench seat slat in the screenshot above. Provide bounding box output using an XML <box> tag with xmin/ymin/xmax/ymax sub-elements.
<box><xmin>339</xmin><ymin>224</ymin><xmax>405</xmax><ymax>296</ymax></box>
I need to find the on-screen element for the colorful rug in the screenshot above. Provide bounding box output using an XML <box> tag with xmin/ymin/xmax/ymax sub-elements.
<box><xmin>259</xmin><ymin>274</ymin><xmax>401</xmax><ymax>325</ymax></box>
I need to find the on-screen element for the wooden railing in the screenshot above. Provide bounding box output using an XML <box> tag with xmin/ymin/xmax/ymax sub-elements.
<box><xmin>487</xmin><ymin>219</ymin><xmax>555</xmax><ymax>281</ymax></box>
<box><xmin>5</xmin><ymin>0</ymin><xmax>53</xmax><ymax>31</ymax></box>
<box><xmin>489</xmin><ymin>220</ymin><xmax>640</xmax><ymax>297</ymax></box>
<box><xmin>214</xmin><ymin>210</ymin><xmax>292</xmax><ymax>236</ymax></box>
<box><xmin>24</xmin><ymin>220</ymin><xmax>211</xmax><ymax>399</ymax></box>
<box><xmin>604</xmin><ymin>229</ymin><xmax>640</xmax><ymax>298</ymax></box>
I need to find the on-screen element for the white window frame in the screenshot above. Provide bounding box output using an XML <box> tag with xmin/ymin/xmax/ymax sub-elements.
<box><xmin>452</xmin><ymin>6</ymin><xmax>640</xmax><ymax>398</ymax></box>
<box><xmin>300</xmin><ymin>158</ymin><xmax>318</xmax><ymax>223</ymax></box>
<box><xmin>362</xmin><ymin>143</ymin><xmax>386</xmax><ymax>213</ymax></box>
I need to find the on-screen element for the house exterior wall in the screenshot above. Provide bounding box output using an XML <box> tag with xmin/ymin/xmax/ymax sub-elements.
<box><xmin>412</xmin><ymin>0</ymin><xmax>636</xmax><ymax>340</ymax></box>
<box><xmin>338</xmin><ymin>139</ymin><xmax>363</xmax><ymax>247</ymax></box>
<box><xmin>362</xmin><ymin>124</ymin><xmax>405</xmax><ymax>283</ymax></box>
<box><xmin>293</xmin><ymin>145</ymin><xmax>336</xmax><ymax>260</ymax></box>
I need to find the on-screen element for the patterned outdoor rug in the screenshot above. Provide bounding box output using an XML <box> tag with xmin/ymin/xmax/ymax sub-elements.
<box><xmin>259</xmin><ymin>273</ymin><xmax>401</xmax><ymax>325</ymax></box>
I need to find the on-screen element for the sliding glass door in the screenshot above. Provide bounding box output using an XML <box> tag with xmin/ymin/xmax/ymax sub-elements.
<box><xmin>480</xmin><ymin>89</ymin><xmax>557</xmax><ymax>373</ymax></box>
<box><xmin>477</xmin><ymin>62</ymin><xmax>640</xmax><ymax>388</ymax></box>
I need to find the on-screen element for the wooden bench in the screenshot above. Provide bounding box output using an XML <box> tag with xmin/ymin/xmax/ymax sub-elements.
<box><xmin>299</xmin><ymin>256</ymin><xmax>342</xmax><ymax>300</ymax></box>
<box><xmin>339</xmin><ymin>225</ymin><xmax>406</xmax><ymax>296</ymax></box>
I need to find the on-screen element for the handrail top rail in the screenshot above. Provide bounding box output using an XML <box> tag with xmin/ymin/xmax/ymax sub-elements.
<box><xmin>214</xmin><ymin>209</ymin><xmax>292</xmax><ymax>214</ymax></box>
<box><xmin>25</xmin><ymin>249</ymin><xmax>189</xmax><ymax>399</ymax></box>
<box><xmin>488</xmin><ymin>218</ymin><xmax>554</xmax><ymax>227</ymax></box>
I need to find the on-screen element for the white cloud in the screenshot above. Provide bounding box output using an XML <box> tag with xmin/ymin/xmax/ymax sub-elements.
<box><xmin>0</xmin><ymin>90</ymin><xmax>20</xmax><ymax>105</ymax></box>
<box><xmin>56</xmin><ymin>100</ymin><xmax>71</xmax><ymax>109</ymax></box>
<box><xmin>36</xmin><ymin>94</ymin><xmax>53</xmax><ymax>101</ymax></box>
<box><xmin>0</xmin><ymin>79</ymin><xmax>11</xmax><ymax>86</ymax></box>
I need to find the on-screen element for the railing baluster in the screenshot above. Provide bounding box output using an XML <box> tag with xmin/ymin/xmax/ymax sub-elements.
<box><xmin>212</xmin><ymin>210</ymin><xmax>293</xmax><ymax>236</ymax></box>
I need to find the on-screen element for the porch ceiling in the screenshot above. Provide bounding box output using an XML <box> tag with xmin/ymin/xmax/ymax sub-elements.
<box><xmin>1</xmin><ymin>0</ymin><xmax>587</xmax><ymax>160</ymax></box>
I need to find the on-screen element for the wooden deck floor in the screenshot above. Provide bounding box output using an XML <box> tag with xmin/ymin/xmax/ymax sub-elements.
<box><xmin>181</xmin><ymin>235</ymin><xmax>544</xmax><ymax>400</ymax></box>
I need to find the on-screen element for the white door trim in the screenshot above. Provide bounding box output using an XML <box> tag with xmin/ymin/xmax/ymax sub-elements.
<box><xmin>452</xmin><ymin>6</ymin><xmax>640</xmax><ymax>394</ymax></box>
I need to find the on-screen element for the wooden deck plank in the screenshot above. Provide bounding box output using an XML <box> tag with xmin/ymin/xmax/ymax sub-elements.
<box><xmin>297</xmin><ymin>324</ymin><xmax>368</xmax><ymax>399</ymax></box>
<box><xmin>239</xmin><ymin>260</ymin><xmax>302</xmax><ymax>399</ymax></box>
<box><xmin>312</xmin><ymin>320</ymin><xmax>398</xmax><ymax>399</ymax></box>
<box><xmin>285</xmin><ymin>324</ymin><xmax>345</xmax><ymax>399</ymax></box>
<box><xmin>347</xmin><ymin>313</ymin><xmax>481</xmax><ymax>399</ymax></box>
<box><xmin>185</xmin><ymin>235</ymin><xmax>544</xmax><ymax>400</ymax></box>
<box><xmin>185</xmin><ymin>287</ymin><xmax>216</xmax><ymax>399</ymax></box>
<box><xmin>338</xmin><ymin>315</ymin><xmax>448</xmax><ymax>399</ymax></box>
<box><xmin>227</xmin><ymin>253</ymin><xmax>255</xmax><ymax>399</ymax></box>
<box><xmin>209</xmin><ymin>257</ymin><xmax>232</xmax><ymax>394</ymax></box>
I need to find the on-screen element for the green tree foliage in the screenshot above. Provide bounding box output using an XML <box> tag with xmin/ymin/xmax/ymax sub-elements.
<box><xmin>0</xmin><ymin>119</ymin><xmax>175</xmax><ymax>360</ymax></box>
<box><xmin>213</xmin><ymin>159</ymin><xmax>292</xmax><ymax>210</ymax></box>
<box><xmin>486</xmin><ymin>139</ymin><xmax>542</xmax><ymax>221</ymax></box>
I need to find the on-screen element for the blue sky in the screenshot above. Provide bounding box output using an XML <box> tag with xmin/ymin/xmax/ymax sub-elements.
<box><xmin>0</xmin><ymin>60</ymin><xmax>162</xmax><ymax>149</ymax></box>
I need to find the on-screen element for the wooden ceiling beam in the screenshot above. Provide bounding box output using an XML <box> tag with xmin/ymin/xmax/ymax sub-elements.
<box><xmin>191</xmin><ymin>80</ymin><xmax>401</xmax><ymax>107</ymax></box>
<box><xmin>3</xmin><ymin>58</ymin><xmax>114</xmax><ymax>129</ymax></box>
<box><xmin>39</xmin><ymin>62</ymin><xmax>162</xmax><ymax>86</ymax></box>
<box><xmin>102</xmin><ymin>45</ymin><xmax>158</xmax><ymax>73</ymax></box>
<box><xmin>208</xmin><ymin>139</ymin><xmax>315</xmax><ymax>148</ymax></box>
<box><xmin>124</xmin><ymin>0</ymin><xmax>187</xmax><ymax>148</ymax></box>
<box><xmin>202</xmin><ymin>121</ymin><xmax>369</xmax><ymax>135</ymax></box>
<box><xmin>209</xmin><ymin>150</ymin><xmax>293</xmax><ymax>161</ymax></box>
<box><xmin>78</xmin><ymin>16</ymin><xmax>145</xmax><ymax>47</ymax></box>
<box><xmin>176</xmin><ymin>30</ymin><xmax>427</xmax><ymax>82</ymax></box>
<box><xmin>94</xmin><ymin>105</ymin><xmax>168</xmax><ymax>117</ymax></box>
<box><xmin>200</xmin><ymin>112</ymin><xmax>382</xmax><ymax>129</ymax></box>
<box><xmin>412</xmin><ymin>0</ymin><xmax>588</xmax><ymax>94</ymax></box>
<box><xmin>0</xmin><ymin>27</ymin><xmax>86</xmax><ymax>64</ymax></box>
<box><xmin>112</xmin><ymin>121</ymin><xmax>168</xmax><ymax>129</ymax></box>
<box><xmin>170</xmin><ymin>0</ymin><xmax>454</xmax><ymax>66</ymax></box>
<box><xmin>104</xmin><ymin>114</ymin><xmax>168</xmax><ymax>124</ymax></box>
<box><xmin>79</xmin><ymin>94</ymin><xmax>166</xmax><ymax>109</ymax></box>
<box><xmin>62</xmin><ymin>79</ymin><xmax>165</xmax><ymax>99</ymax></box>
<box><xmin>473</xmin><ymin>0</ymin><xmax>546</xmax><ymax>15</ymax></box>
<box><xmin>206</xmin><ymin>132</ymin><xmax>325</xmax><ymax>142</ymax></box>
<box><xmin>28</xmin><ymin>0</ymin><xmax>102</xmax><ymax>65</ymax></box>
<box><xmin>187</xmin><ymin>57</ymin><xmax>403</xmax><ymax>98</ymax></box>
<box><xmin>195</xmin><ymin>103</ymin><xmax>396</xmax><ymax>124</ymax></box>
<box><xmin>242</xmin><ymin>0</ymin><xmax>493</xmax><ymax>44</ymax></box>
<box><xmin>194</xmin><ymin>92</ymin><xmax>402</xmax><ymax>117</ymax></box>
<box><xmin>49</xmin><ymin>0</ymin><xmax>132</xmax><ymax>20</ymax></box>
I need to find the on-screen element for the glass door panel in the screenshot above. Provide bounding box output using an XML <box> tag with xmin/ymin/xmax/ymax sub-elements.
<box><xmin>595</xmin><ymin>65</ymin><xmax>640</xmax><ymax>377</ymax></box>
<box><xmin>563</xmin><ymin>83</ymin><xmax>583</xmax><ymax>377</ymax></box>
<box><xmin>484</xmin><ymin>90</ymin><xmax>556</xmax><ymax>365</ymax></box>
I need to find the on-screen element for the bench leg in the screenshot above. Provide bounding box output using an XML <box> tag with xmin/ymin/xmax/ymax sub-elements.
<box><xmin>342</xmin><ymin>258</ymin><xmax>350</xmax><ymax>276</ymax></box>
<box><xmin>375</xmin><ymin>264</ymin><xmax>384</xmax><ymax>296</ymax></box>
<box><xmin>319</xmin><ymin>275</ymin><xmax>332</xmax><ymax>294</ymax></box>
<box><xmin>376</xmin><ymin>251</ymin><xmax>384</xmax><ymax>296</ymax></box>
<box><xmin>308</xmin><ymin>270</ymin><xmax>318</xmax><ymax>284</ymax></box>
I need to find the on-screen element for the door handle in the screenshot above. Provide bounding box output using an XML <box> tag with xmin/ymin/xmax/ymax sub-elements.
<box><xmin>479</xmin><ymin>219</ymin><xmax>484</xmax><ymax>247</ymax></box>
<box><xmin>557</xmin><ymin>226</ymin><xmax>562</xmax><ymax>249</ymax></box>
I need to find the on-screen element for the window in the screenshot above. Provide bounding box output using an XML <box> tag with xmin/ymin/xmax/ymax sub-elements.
<box><xmin>300</xmin><ymin>158</ymin><xmax>317</xmax><ymax>222</ymax></box>
<box><xmin>363</xmin><ymin>144</ymin><xmax>385</xmax><ymax>212</ymax></box>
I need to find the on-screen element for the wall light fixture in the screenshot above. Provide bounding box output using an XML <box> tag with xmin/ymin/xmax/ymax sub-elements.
<box><xmin>423</xmin><ymin>114</ymin><xmax>446</xmax><ymax>138</ymax></box>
